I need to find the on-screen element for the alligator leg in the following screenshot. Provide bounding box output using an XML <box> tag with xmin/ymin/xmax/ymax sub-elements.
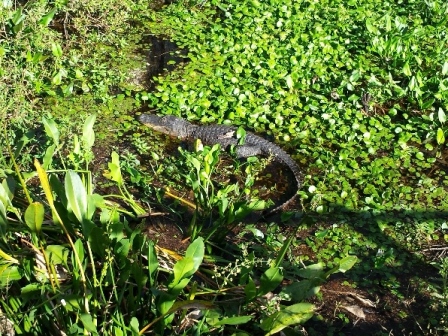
<box><xmin>235</xmin><ymin>145</ymin><xmax>264</xmax><ymax>158</ymax></box>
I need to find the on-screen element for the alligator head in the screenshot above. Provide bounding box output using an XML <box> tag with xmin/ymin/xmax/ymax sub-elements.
<box><xmin>138</xmin><ymin>114</ymin><xmax>193</xmax><ymax>139</ymax></box>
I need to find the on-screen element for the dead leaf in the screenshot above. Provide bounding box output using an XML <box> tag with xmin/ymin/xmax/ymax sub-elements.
<box><xmin>341</xmin><ymin>305</ymin><xmax>365</xmax><ymax>319</ymax></box>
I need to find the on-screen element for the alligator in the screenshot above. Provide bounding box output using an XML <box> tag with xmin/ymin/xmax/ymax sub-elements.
<box><xmin>139</xmin><ymin>114</ymin><xmax>303</xmax><ymax>214</ymax></box>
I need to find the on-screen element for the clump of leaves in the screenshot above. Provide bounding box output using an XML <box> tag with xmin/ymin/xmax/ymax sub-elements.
<box><xmin>0</xmin><ymin>116</ymin><xmax>358</xmax><ymax>334</ymax></box>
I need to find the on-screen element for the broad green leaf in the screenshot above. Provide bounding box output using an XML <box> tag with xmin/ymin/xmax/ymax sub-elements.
<box><xmin>236</xmin><ymin>126</ymin><xmax>247</xmax><ymax>145</ymax></box>
<box><xmin>115</xmin><ymin>238</ymin><xmax>130</xmax><ymax>257</ymax></box>
<box><xmin>87</xmin><ymin>194</ymin><xmax>102</xmax><ymax>222</ymax></box>
<box><xmin>384</xmin><ymin>14</ymin><xmax>391</xmax><ymax>31</ymax></box>
<box><xmin>190</xmin><ymin>157</ymin><xmax>201</xmax><ymax>171</ymax></box>
<box><xmin>244</xmin><ymin>277</ymin><xmax>257</xmax><ymax>302</ymax></box>
<box><xmin>170</xmin><ymin>257</ymin><xmax>195</xmax><ymax>288</ymax></box>
<box><xmin>148</xmin><ymin>241</ymin><xmax>159</xmax><ymax>285</ymax></box>
<box><xmin>103</xmin><ymin>152</ymin><xmax>123</xmax><ymax>185</ymax></box>
<box><xmin>52</xmin><ymin>70</ymin><xmax>63</xmax><ymax>85</ymax></box>
<box><xmin>184</xmin><ymin>237</ymin><xmax>204</xmax><ymax>277</ymax></box>
<box><xmin>13</xmin><ymin>20</ymin><xmax>23</xmax><ymax>33</ymax></box>
<box><xmin>442</xmin><ymin>61</ymin><xmax>448</xmax><ymax>76</ymax></box>
<box><xmin>73</xmin><ymin>135</ymin><xmax>80</xmax><ymax>155</ymax></box>
<box><xmin>337</xmin><ymin>256</ymin><xmax>358</xmax><ymax>273</ymax></box>
<box><xmin>89</xmin><ymin>226</ymin><xmax>109</xmax><ymax>256</ymax></box>
<box><xmin>62</xmin><ymin>82</ymin><xmax>74</xmax><ymax>96</ymax></box>
<box><xmin>65</xmin><ymin>171</ymin><xmax>88</xmax><ymax>223</ymax></box>
<box><xmin>349</xmin><ymin>70</ymin><xmax>360</xmax><ymax>82</ymax></box>
<box><xmin>437</xmin><ymin>128</ymin><xmax>445</xmax><ymax>145</ymax></box>
<box><xmin>0</xmin><ymin>264</ymin><xmax>22</xmax><ymax>287</ymax></box>
<box><xmin>172</xmin><ymin>300</ymin><xmax>215</xmax><ymax>313</ymax></box>
<box><xmin>261</xmin><ymin>303</ymin><xmax>314</xmax><ymax>335</ymax></box>
<box><xmin>219</xmin><ymin>196</ymin><xmax>229</xmax><ymax>215</ymax></box>
<box><xmin>0</xmin><ymin>183</ymin><xmax>11</xmax><ymax>209</ymax></box>
<box><xmin>51</xmin><ymin>42</ymin><xmax>63</xmax><ymax>58</ymax></box>
<box><xmin>0</xmin><ymin>246</ymin><xmax>18</xmax><ymax>264</ymax></box>
<box><xmin>129</xmin><ymin>317</ymin><xmax>139</xmax><ymax>334</ymax></box>
<box><xmin>402</xmin><ymin>62</ymin><xmax>411</xmax><ymax>76</ymax></box>
<box><xmin>80</xmin><ymin>313</ymin><xmax>97</xmax><ymax>333</ymax></box>
<box><xmin>281</xmin><ymin>279</ymin><xmax>321</xmax><ymax>302</ymax></box>
<box><xmin>1</xmin><ymin>178</ymin><xmax>15</xmax><ymax>203</ymax></box>
<box><xmin>259</xmin><ymin>266</ymin><xmax>283</xmax><ymax>295</ymax></box>
<box><xmin>42</xmin><ymin>117</ymin><xmax>60</xmax><ymax>145</ymax></box>
<box><xmin>45</xmin><ymin>245</ymin><xmax>69</xmax><ymax>265</ymax></box>
<box><xmin>61</xmin><ymin>294</ymin><xmax>84</xmax><ymax>311</ymax></box>
<box><xmin>74</xmin><ymin>239</ymin><xmax>85</xmax><ymax>264</ymax></box>
<box><xmin>168</xmin><ymin>277</ymin><xmax>192</xmax><ymax>298</ymax></box>
<box><xmin>21</xmin><ymin>283</ymin><xmax>41</xmax><ymax>294</ymax></box>
<box><xmin>39</xmin><ymin>8</ymin><xmax>56</xmax><ymax>26</ymax></box>
<box><xmin>42</xmin><ymin>144</ymin><xmax>56</xmax><ymax>169</ymax></box>
<box><xmin>212</xmin><ymin>315</ymin><xmax>252</xmax><ymax>326</ymax></box>
<box><xmin>365</xmin><ymin>19</ymin><xmax>377</xmax><ymax>34</ymax></box>
<box><xmin>421</xmin><ymin>98</ymin><xmax>435</xmax><ymax>110</ymax></box>
<box><xmin>296</xmin><ymin>263</ymin><xmax>325</xmax><ymax>279</ymax></box>
<box><xmin>24</xmin><ymin>202</ymin><xmax>44</xmax><ymax>234</ymax></box>
<box><xmin>82</xmin><ymin>114</ymin><xmax>96</xmax><ymax>148</ymax></box>
<box><xmin>11</xmin><ymin>7</ymin><xmax>24</xmax><ymax>25</ymax></box>
<box><xmin>158</xmin><ymin>280</ymin><xmax>189</xmax><ymax>316</ymax></box>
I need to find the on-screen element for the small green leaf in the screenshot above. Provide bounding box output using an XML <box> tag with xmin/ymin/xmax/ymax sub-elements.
<box><xmin>51</xmin><ymin>43</ymin><xmax>63</xmax><ymax>58</ymax></box>
<box><xmin>259</xmin><ymin>266</ymin><xmax>283</xmax><ymax>295</ymax></box>
<box><xmin>11</xmin><ymin>7</ymin><xmax>24</xmax><ymax>25</ymax></box>
<box><xmin>416</xmin><ymin>152</ymin><xmax>424</xmax><ymax>160</ymax></box>
<box><xmin>43</xmin><ymin>144</ymin><xmax>56</xmax><ymax>169</ymax></box>
<box><xmin>0</xmin><ymin>202</ymin><xmax>8</xmax><ymax>232</ymax></box>
<box><xmin>130</xmin><ymin>317</ymin><xmax>139</xmax><ymax>333</ymax></box>
<box><xmin>421</xmin><ymin>98</ymin><xmax>435</xmax><ymax>110</ymax></box>
<box><xmin>0</xmin><ymin>182</ymin><xmax>12</xmax><ymax>208</ymax></box>
<box><xmin>236</xmin><ymin>126</ymin><xmax>247</xmax><ymax>145</ymax></box>
<box><xmin>103</xmin><ymin>152</ymin><xmax>123</xmax><ymax>185</ymax></box>
<box><xmin>442</xmin><ymin>61</ymin><xmax>448</xmax><ymax>76</ymax></box>
<box><xmin>296</xmin><ymin>263</ymin><xmax>325</xmax><ymax>279</ymax></box>
<box><xmin>0</xmin><ymin>265</ymin><xmax>22</xmax><ymax>287</ymax></box>
<box><xmin>365</xmin><ymin>19</ymin><xmax>377</xmax><ymax>34</ymax></box>
<box><xmin>437</xmin><ymin>128</ymin><xmax>445</xmax><ymax>145</ymax></box>
<box><xmin>338</xmin><ymin>256</ymin><xmax>358</xmax><ymax>273</ymax></box>
<box><xmin>184</xmin><ymin>237</ymin><xmax>204</xmax><ymax>277</ymax></box>
<box><xmin>213</xmin><ymin>315</ymin><xmax>252</xmax><ymax>326</ymax></box>
<box><xmin>39</xmin><ymin>8</ymin><xmax>56</xmax><ymax>26</ymax></box>
<box><xmin>42</xmin><ymin>117</ymin><xmax>60</xmax><ymax>145</ymax></box>
<box><xmin>438</xmin><ymin>107</ymin><xmax>446</xmax><ymax>124</ymax></box>
<box><xmin>82</xmin><ymin>114</ymin><xmax>96</xmax><ymax>148</ymax></box>
<box><xmin>402</xmin><ymin>62</ymin><xmax>412</xmax><ymax>76</ymax></box>
<box><xmin>244</xmin><ymin>277</ymin><xmax>257</xmax><ymax>301</ymax></box>
<box><xmin>79</xmin><ymin>313</ymin><xmax>97</xmax><ymax>333</ymax></box>
<box><xmin>281</xmin><ymin>279</ymin><xmax>320</xmax><ymax>302</ymax></box>
<box><xmin>147</xmin><ymin>240</ymin><xmax>159</xmax><ymax>284</ymax></box>
<box><xmin>24</xmin><ymin>202</ymin><xmax>44</xmax><ymax>234</ymax></box>
<box><xmin>45</xmin><ymin>245</ymin><xmax>69</xmax><ymax>265</ymax></box>
<box><xmin>74</xmin><ymin>239</ymin><xmax>85</xmax><ymax>264</ymax></box>
<box><xmin>170</xmin><ymin>257</ymin><xmax>195</xmax><ymax>289</ymax></box>
<box><xmin>21</xmin><ymin>283</ymin><xmax>41</xmax><ymax>294</ymax></box>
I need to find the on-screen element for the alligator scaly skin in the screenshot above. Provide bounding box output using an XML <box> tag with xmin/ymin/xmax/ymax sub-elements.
<box><xmin>139</xmin><ymin>114</ymin><xmax>302</xmax><ymax>214</ymax></box>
